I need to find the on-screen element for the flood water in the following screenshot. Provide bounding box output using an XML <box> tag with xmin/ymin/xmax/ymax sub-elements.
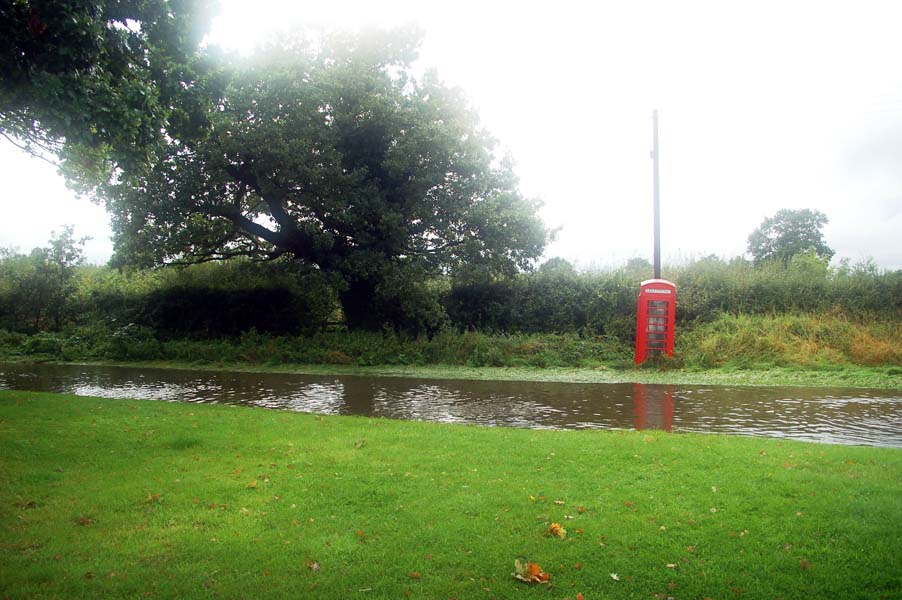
<box><xmin>1</xmin><ymin>362</ymin><xmax>900</xmax><ymax>448</ymax></box>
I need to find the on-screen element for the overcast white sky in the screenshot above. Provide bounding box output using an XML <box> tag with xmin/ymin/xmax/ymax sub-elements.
<box><xmin>2</xmin><ymin>0</ymin><xmax>901</xmax><ymax>269</ymax></box>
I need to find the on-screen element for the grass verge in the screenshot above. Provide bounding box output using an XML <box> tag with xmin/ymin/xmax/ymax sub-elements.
<box><xmin>1</xmin><ymin>391</ymin><xmax>900</xmax><ymax>599</ymax></box>
<box><xmin>5</xmin><ymin>357</ymin><xmax>902</xmax><ymax>388</ymax></box>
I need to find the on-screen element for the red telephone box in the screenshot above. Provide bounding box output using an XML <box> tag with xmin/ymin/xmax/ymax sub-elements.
<box><xmin>635</xmin><ymin>279</ymin><xmax>676</xmax><ymax>364</ymax></box>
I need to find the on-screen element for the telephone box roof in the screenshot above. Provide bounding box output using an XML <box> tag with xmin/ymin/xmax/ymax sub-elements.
<box><xmin>640</xmin><ymin>279</ymin><xmax>677</xmax><ymax>288</ymax></box>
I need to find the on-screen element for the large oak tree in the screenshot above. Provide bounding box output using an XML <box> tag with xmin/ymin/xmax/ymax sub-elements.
<box><xmin>3</xmin><ymin>10</ymin><xmax>548</xmax><ymax>330</ymax></box>
<box><xmin>104</xmin><ymin>29</ymin><xmax>548</xmax><ymax>329</ymax></box>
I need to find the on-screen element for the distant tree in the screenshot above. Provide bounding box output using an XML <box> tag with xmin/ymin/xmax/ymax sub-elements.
<box><xmin>537</xmin><ymin>257</ymin><xmax>577</xmax><ymax>275</ymax></box>
<box><xmin>746</xmin><ymin>209</ymin><xmax>834</xmax><ymax>265</ymax></box>
<box><xmin>0</xmin><ymin>0</ymin><xmax>217</xmax><ymax>184</ymax></box>
<box><xmin>622</xmin><ymin>257</ymin><xmax>654</xmax><ymax>280</ymax></box>
<box><xmin>0</xmin><ymin>227</ymin><xmax>88</xmax><ymax>331</ymax></box>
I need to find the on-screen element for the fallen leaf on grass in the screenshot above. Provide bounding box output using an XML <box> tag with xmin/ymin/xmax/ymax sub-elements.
<box><xmin>513</xmin><ymin>559</ymin><xmax>550</xmax><ymax>584</ymax></box>
<box><xmin>577</xmin><ymin>593</ymin><xmax>584</xmax><ymax>600</ymax></box>
<box><xmin>76</xmin><ymin>515</ymin><xmax>94</xmax><ymax>526</ymax></box>
<box><xmin>799</xmin><ymin>559</ymin><xmax>810</xmax><ymax>570</ymax></box>
<box><xmin>610</xmin><ymin>573</ymin><xmax>620</xmax><ymax>581</ymax></box>
<box><xmin>553</xmin><ymin>500</ymin><xmax>565</xmax><ymax>505</ymax></box>
<box><xmin>409</xmin><ymin>571</ymin><xmax>421</xmax><ymax>579</ymax></box>
<box><xmin>547</xmin><ymin>523</ymin><xmax>567</xmax><ymax>539</ymax></box>
<box><xmin>306</xmin><ymin>560</ymin><xmax>320</xmax><ymax>572</ymax></box>
<box><xmin>246</xmin><ymin>480</ymin><xmax>258</xmax><ymax>489</ymax></box>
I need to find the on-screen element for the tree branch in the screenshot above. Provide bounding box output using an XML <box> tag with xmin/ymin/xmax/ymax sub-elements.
<box><xmin>0</xmin><ymin>131</ymin><xmax>61</xmax><ymax>168</ymax></box>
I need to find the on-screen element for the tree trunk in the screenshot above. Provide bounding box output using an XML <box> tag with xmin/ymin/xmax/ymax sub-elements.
<box><xmin>338</xmin><ymin>276</ymin><xmax>383</xmax><ymax>331</ymax></box>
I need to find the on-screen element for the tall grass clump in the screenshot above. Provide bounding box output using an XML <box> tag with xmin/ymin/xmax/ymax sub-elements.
<box><xmin>678</xmin><ymin>313</ymin><xmax>902</xmax><ymax>368</ymax></box>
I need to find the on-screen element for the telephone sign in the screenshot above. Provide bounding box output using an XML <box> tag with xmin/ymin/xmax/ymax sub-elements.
<box><xmin>634</xmin><ymin>279</ymin><xmax>676</xmax><ymax>364</ymax></box>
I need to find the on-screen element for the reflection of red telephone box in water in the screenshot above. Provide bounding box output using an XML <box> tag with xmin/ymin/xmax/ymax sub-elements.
<box><xmin>633</xmin><ymin>383</ymin><xmax>674</xmax><ymax>432</ymax></box>
<box><xmin>635</xmin><ymin>279</ymin><xmax>676</xmax><ymax>364</ymax></box>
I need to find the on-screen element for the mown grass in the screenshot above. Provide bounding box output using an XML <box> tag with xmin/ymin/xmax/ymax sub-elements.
<box><xmin>1</xmin><ymin>391</ymin><xmax>900</xmax><ymax>599</ymax></box>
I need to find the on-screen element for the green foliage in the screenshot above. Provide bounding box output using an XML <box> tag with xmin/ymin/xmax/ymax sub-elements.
<box><xmin>446</xmin><ymin>256</ymin><xmax>901</xmax><ymax>337</ymax></box>
<box><xmin>103</xmin><ymin>28</ymin><xmax>548</xmax><ymax>329</ymax></box>
<box><xmin>0</xmin><ymin>227</ymin><xmax>87</xmax><ymax>331</ymax></box>
<box><xmin>0</xmin><ymin>0</ymin><xmax>218</xmax><ymax>183</ymax></box>
<box><xmin>105</xmin><ymin>323</ymin><xmax>163</xmax><ymax>361</ymax></box>
<box><xmin>679</xmin><ymin>313</ymin><xmax>902</xmax><ymax>368</ymax></box>
<box><xmin>747</xmin><ymin>208</ymin><xmax>834</xmax><ymax>264</ymax></box>
<box><xmin>446</xmin><ymin>258</ymin><xmax>637</xmax><ymax>338</ymax></box>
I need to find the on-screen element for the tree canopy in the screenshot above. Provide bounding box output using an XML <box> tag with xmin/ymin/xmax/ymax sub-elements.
<box><xmin>101</xmin><ymin>29</ymin><xmax>548</xmax><ymax>329</ymax></box>
<box><xmin>746</xmin><ymin>208</ymin><xmax>834</xmax><ymax>265</ymax></box>
<box><xmin>2</xmin><ymin>10</ymin><xmax>549</xmax><ymax>331</ymax></box>
<box><xmin>0</xmin><ymin>0</ymin><xmax>217</xmax><ymax>183</ymax></box>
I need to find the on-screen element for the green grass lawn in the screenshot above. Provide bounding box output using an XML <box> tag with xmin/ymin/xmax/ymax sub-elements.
<box><xmin>1</xmin><ymin>391</ymin><xmax>900</xmax><ymax>599</ymax></box>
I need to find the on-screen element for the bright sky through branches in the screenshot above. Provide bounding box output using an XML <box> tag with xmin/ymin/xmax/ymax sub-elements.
<box><xmin>2</xmin><ymin>0</ymin><xmax>901</xmax><ymax>268</ymax></box>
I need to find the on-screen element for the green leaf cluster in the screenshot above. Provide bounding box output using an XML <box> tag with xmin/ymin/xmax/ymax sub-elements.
<box><xmin>0</xmin><ymin>0</ymin><xmax>218</xmax><ymax>183</ymax></box>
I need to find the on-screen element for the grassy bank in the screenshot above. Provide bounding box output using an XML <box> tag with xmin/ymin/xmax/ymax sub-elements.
<box><xmin>2</xmin><ymin>312</ymin><xmax>902</xmax><ymax>389</ymax></box>
<box><xmin>3</xmin><ymin>313</ymin><xmax>900</xmax><ymax>372</ymax></box>
<box><xmin>6</xmin><ymin>358</ymin><xmax>899</xmax><ymax>389</ymax></box>
<box><xmin>2</xmin><ymin>391</ymin><xmax>900</xmax><ymax>599</ymax></box>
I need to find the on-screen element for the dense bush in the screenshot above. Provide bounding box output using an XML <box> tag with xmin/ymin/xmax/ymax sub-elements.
<box><xmin>137</xmin><ymin>285</ymin><xmax>319</xmax><ymax>339</ymax></box>
<box><xmin>447</xmin><ymin>255</ymin><xmax>902</xmax><ymax>336</ymax></box>
<box><xmin>2</xmin><ymin>248</ymin><xmax>900</xmax><ymax>343</ymax></box>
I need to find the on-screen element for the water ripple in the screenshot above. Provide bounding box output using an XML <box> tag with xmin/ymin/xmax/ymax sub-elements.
<box><xmin>1</xmin><ymin>363</ymin><xmax>900</xmax><ymax>448</ymax></box>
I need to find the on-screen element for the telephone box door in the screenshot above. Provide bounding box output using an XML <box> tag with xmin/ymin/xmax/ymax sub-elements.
<box><xmin>634</xmin><ymin>279</ymin><xmax>676</xmax><ymax>364</ymax></box>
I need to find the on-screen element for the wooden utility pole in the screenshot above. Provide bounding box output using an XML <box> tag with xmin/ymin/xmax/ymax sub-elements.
<box><xmin>652</xmin><ymin>110</ymin><xmax>661</xmax><ymax>279</ymax></box>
